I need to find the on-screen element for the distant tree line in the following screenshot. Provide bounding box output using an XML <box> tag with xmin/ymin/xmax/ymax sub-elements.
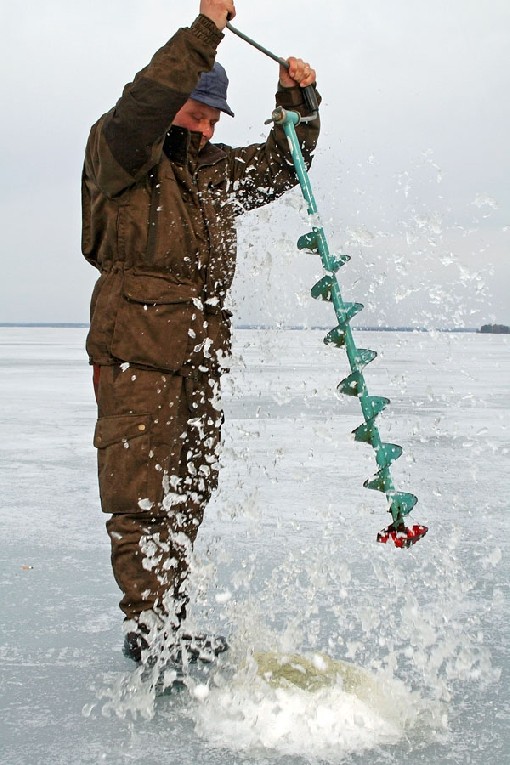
<box><xmin>479</xmin><ymin>323</ymin><xmax>510</xmax><ymax>334</ymax></box>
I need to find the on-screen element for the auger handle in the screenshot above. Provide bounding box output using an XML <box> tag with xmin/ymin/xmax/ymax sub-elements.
<box><xmin>301</xmin><ymin>83</ymin><xmax>319</xmax><ymax>116</ymax></box>
<box><xmin>226</xmin><ymin>22</ymin><xmax>319</xmax><ymax>116</ymax></box>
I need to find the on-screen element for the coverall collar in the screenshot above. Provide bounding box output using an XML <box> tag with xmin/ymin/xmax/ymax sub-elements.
<box><xmin>164</xmin><ymin>125</ymin><xmax>226</xmax><ymax>169</ymax></box>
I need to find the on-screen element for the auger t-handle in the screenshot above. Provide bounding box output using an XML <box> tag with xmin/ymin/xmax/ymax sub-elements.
<box><xmin>226</xmin><ymin>21</ymin><xmax>319</xmax><ymax>117</ymax></box>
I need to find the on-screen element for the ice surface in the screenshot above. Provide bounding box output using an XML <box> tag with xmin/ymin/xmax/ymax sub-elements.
<box><xmin>0</xmin><ymin>327</ymin><xmax>508</xmax><ymax>764</ymax></box>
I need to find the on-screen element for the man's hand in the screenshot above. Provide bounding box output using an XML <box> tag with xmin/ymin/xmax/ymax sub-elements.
<box><xmin>200</xmin><ymin>0</ymin><xmax>236</xmax><ymax>30</ymax></box>
<box><xmin>279</xmin><ymin>57</ymin><xmax>316</xmax><ymax>89</ymax></box>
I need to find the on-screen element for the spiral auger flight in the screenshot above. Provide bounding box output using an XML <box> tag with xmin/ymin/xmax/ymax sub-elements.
<box><xmin>271</xmin><ymin>105</ymin><xmax>428</xmax><ymax>547</ymax></box>
<box><xmin>225</xmin><ymin>20</ymin><xmax>428</xmax><ymax>546</ymax></box>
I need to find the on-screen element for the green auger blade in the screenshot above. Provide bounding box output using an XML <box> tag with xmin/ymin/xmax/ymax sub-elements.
<box><xmin>298</xmin><ymin>233</ymin><xmax>350</xmax><ymax>273</ymax></box>
<box><xmin>364</xmin><ymin>469</ymin><xmax>390</xmax><ymax>493</ymax></box>
<box><xmin>324</xmin><ymin>326</ymin><xmax>346</xmax><ymax>347</ymax></box>
<box><xmin>354</xmin><ymin>348</ymin><xmax>377</xmax><ymax>370</ymax></box>
<box><xmin>329</xmin><ymin>253</ymin><xmax>351</xmax><ymax>272</ymax></box>
<box><xmin>337</xmin><ymin>370</ymin><xmax>364</xmax><ymax>397</ymax></box>
<box><xmin>337</xmin><ymin>302</ymin><xmax>364</xmax><ymax>324</ymax></box>
<box><xmin>388</xmin><ymin>491</ymin><xmax>418</xmax><ymax>520</ymax></box>
<box><xmin>363</xmin><ymin>396</ymin><xmax>390</xmax><ymax>419</ymax></box>
<box><xmin>352</xmin><ymin>419</ymin><xmax>376</xmax><ymax>444</ymax></box>
<box><xmin>297</xmin><ymin>232</ymin><xmax>318</xmax><ymax>251</ymax></box>
<box><xmin>311</xmin><ymin>275</ymin><xmax>335</xmax><ymax>302</ymax></box>
<box><xmin>375</xmin><ymin>442</ymin><xmax>403</xmax><ymax>468</ymax></box>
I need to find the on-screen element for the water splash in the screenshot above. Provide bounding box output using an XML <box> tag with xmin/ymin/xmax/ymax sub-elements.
<box><xmin>192</xmin><ymin>665</ymin><xmax>408</xmax><ymax>762</ymax></box>
<box><xmin>188</xmin><ymin>531</ymin><xmax>497</xmax><ymax>760</ymax></box>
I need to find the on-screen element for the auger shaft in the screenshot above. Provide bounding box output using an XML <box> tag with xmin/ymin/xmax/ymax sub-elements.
<box><xmin>226</xmin><ymin>23</ymin><xmax>320</xmax><ymax>118</ymax></box>
<box><xmin>271</xmin><ymin>107</ymin><xmax>427</xmax><ymax>546</ymax></box>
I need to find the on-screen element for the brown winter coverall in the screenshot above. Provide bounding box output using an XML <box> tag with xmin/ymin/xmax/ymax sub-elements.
<box><xmin>82</xmin><ymin>14</ymin><xmax>321</xmax><ymax>628</ymax></box>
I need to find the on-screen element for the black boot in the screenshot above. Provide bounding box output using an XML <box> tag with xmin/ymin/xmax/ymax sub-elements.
<box><xmin>123</xmin><ymin>628</ymin><xmax>228</xmax><ymax>665</ymax></box>
<box><xmin>123</xmin><ymin>630</ymin><xmax>150</xmax><ymax>663</ymax></box>
<box><xmin>178</xmin><ymin>633</ymin><xmax>229</xmax><ymax>663</ymax></box>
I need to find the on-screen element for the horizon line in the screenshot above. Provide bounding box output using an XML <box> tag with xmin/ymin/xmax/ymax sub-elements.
<box><xmin>0</xmin><ymin>322</ymin><xmax>488</xmax><ymax>333</ymax></box>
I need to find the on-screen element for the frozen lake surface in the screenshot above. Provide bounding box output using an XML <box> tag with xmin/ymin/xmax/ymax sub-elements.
<box><xmin>0</xmin><ymin>326</ymin><xmax>508</xmax><ymax>764</ymax></box>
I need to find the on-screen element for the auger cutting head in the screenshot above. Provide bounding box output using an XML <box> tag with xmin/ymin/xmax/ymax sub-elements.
<box><xmin>377</xmin><ymin>523</ymin><xmax>429</xmax><ymax>548</ymax></box>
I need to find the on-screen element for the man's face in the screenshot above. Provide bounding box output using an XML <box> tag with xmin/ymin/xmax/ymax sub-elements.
<box><xmin>172</xmin><ymin>98</ymin><xmax>221</xmax><ymax>150</ymax></box>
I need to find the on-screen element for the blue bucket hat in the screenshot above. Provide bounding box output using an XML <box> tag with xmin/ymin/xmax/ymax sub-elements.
<box><xmin>190</xmin><ymin>62</ymin><xmax>234</xmax><ymax>118</ymax></box>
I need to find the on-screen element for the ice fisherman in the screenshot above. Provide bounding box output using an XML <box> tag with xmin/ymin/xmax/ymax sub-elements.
<box><xmin>81</xmin><ymin>0</ymin><xmax>320</xmax><ymax>663</ymax></box>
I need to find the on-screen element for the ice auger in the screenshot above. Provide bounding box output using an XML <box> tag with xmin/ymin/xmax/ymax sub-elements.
<box><xmin>227</xmin><ymin>23</ymin><xmax>428</xmax><ymax>547</ymax></box>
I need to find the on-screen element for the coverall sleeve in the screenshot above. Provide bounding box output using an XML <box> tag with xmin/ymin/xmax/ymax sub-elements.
<box><xmin>84</xmin><ymin>15</ymin><xmax>223</xmax><ymax>198</ymax></box>
<box><xmin>224</xmin><ymin>84</ymin><xmax>321</xmax><ymax>214</ymax></box>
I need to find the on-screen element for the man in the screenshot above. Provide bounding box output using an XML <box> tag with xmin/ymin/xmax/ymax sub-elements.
<box><xmin>82</xmin><ymin>0</ymin><xmax>320</xmax><ymax>664</ymax></box>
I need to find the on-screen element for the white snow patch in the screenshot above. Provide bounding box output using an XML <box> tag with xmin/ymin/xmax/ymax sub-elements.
<box><xmin>214</xmin><ymin>590</ymin><xmax>232</xmax><ymax>604</ymax></box>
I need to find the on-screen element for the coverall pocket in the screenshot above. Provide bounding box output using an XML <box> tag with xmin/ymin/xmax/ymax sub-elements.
<box><xmin>94</xmin><ymin>413</ymin><xmax>154</xmax><ymax>514</ymax></box>
<box><xmin>111</xmin><ymin>274</ymin><xmax>201</xmax><ymax>372</ymax></box>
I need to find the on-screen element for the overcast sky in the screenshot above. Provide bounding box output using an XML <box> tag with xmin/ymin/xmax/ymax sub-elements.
<box><xmin>1</xmin><ymin>0</ymin><xmax>508</xmax><ymax>327</ymax></box>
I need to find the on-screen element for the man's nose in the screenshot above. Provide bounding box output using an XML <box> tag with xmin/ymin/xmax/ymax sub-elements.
<box><xmin>202</xmin><ymin>123</ymin><xmax>214</xmax><ymax>140</ymax></box>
